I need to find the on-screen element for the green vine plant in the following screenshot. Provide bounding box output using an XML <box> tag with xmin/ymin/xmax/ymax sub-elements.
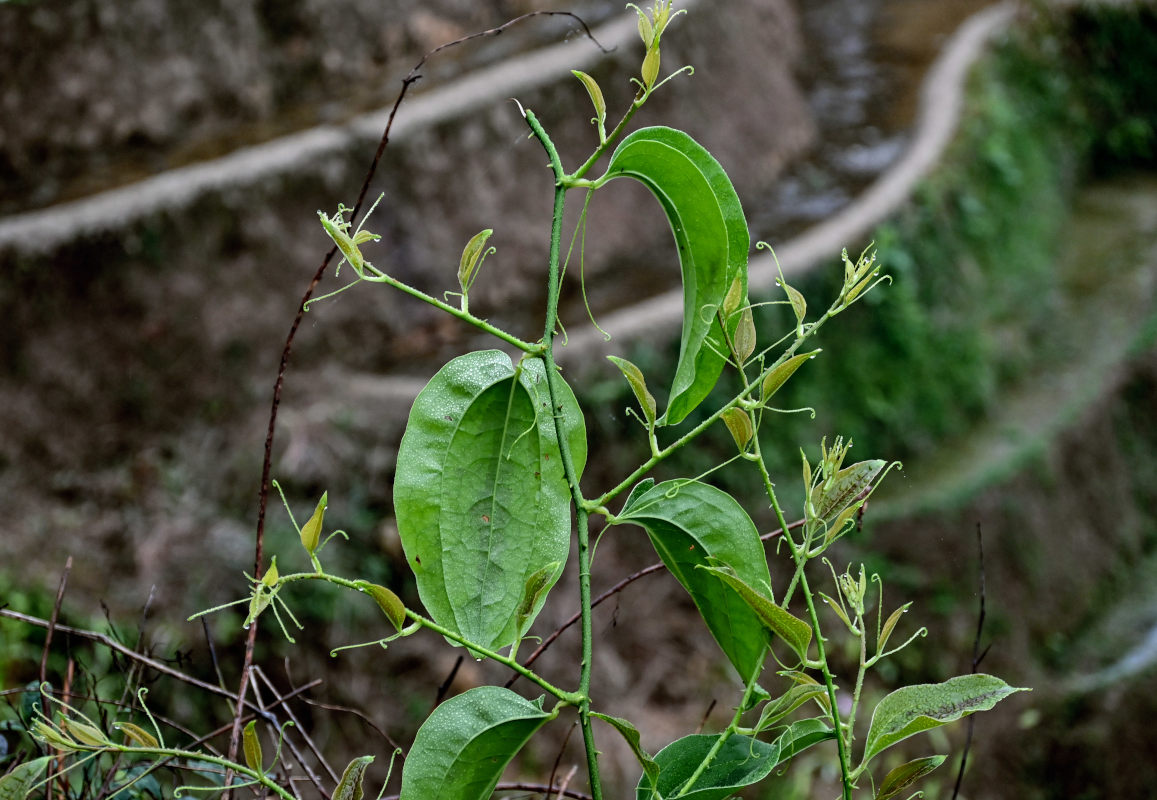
<box><xmin>3</xmin><ymin>3</ymin><xmax>1027</xmax><ymax>799</ymax></box>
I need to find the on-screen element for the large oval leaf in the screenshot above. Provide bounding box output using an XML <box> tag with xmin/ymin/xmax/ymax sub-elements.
<box><xmin>399</xmin><ymin>686</ymin><xmax>554</xmax><ymax>800</ymax></box>
<box><xmin>615</xmin><ymin>480</ymin><xmax>771</xmax><ymax>680</ymax></box>
<box><xmin>394</xmin><ymin>350</ymin><xmax>586</xmax><ymax>652</ymax></box>
<box><xmin>862</xmin><ymin>673</ymin><xmax>1029</xmax><ymax>767</ymax></box>
<box><xmin>636</xmin><ymin>719</ymin><xmax>834</xmax><ymax>800</ymax></box>
<box><xmin>602</xmin><ymin>126</ymin><xmax>750</xmax><ymax>425</ymax></box>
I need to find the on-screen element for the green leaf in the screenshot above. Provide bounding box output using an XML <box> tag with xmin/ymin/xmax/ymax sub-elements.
<box><xmin>862</xmin><ymin>674</ymin><xmax>1029</xmax><ymax>767</ymax></box>
<box><xmin>242</xmin><ymin>720</ymin><xmax>263</xmax><ymax>774</ymax></box>
<box><xmin>572</xmin><ymin>70</ymin><xmax>607</xmax><ymax>128</ymax></box>
<box><xmin>811</xmin><ymin>459</ymin><xmax>886</xmax><ymax>523</ymax></box>
<box><xmin>878</xmin><ymin>602</ymin><xmax>912</xmax><ymax>654</ymax></box>
<box><xmin>636</xmin><ymin>8</ymin><xmax>655</xmax><ymax>48</ymax></box>
<box><xmin>876</xmin><ymin>755</ymin><xmax>947</xmax><ymax>800</ymax></box>
<box><xmin>0</xmin><ymin>756</ymin><xmax>52</xmax><ymax>799</ymax></box>
<box><xmin>114</xmin><ymin>721</ymin><xmax>159</xmax><ymax>749</ymax></box>
<box><xmin>721</xmin><ymin>407</ymin><xmax>753</xmax><ymax>450</ymax></box>
<box><xmin>699</xmin><ymin>563</ymin><xmax>812</xmax><ymax>662</ymax></box>
<box><xmin>778</xmin><ymin>276</ymin><xmax>807</xmax><ymax>326</ymax></box>
<box><xmin>641</xmin><ymin>47</ymin><xmax>661</xmax><ymax>89</ymax></box>
<box><xmin>761</xmin><ymin>350</ymin><xmax>819</xmax><ymax>402</ymax></box>
<box><xmin>360</xmin><ymin>582</ymin><xmax>407</xmax><ymax>632</ymax></box>
<box><xmin>299</xmin><ymin>491</ymin><xmax>327</xmax><ymax>556</ymax></box>
<box><xmin>722</xmin><ymin>275</ymin><xmax>745</xmax><ymax>317</ymax></box>
<box><xmin>591</xmin><ymin>712</ymin><xmax>660</xmax><ymax>786</ymax></box>
<box><xmin>733</xmin><ymin>307</ymin><xmax>756</xmax><ymax>364</ymax></box>
<box><xmin>615</xmin><ymin>480</ymin><xmax>771</xmax><ymax>680</ymax></box>
<box><xmin>334</xmin><ymin>755</ymin><xmax>375</xmax><ymax>800</ymax></box>
<box><xmin>399</xmin><ymin>687</ymin><xmax>554</xmax><ymax>800</ymax></box>
<box><xmin>608</xmin><ymin>355</ymin><xmax>657</xmax><ymax>425</ymax></box>
<box><xmin>261</xmin><ymin>555</ymin><xmax>279</xmax><ymax>588</ymax></box>
<box><xmin>753</xmin><ymin>683</ymin><xmax>830</xmax><ymax>731</ymax></box>
<box><xmin>515</xmin><ymin>562</ymin><xmax>560</xmax><ymax>636</ymax></box>
<box><xmin>620</xmin><ymin>478</ymin><xmax>656</xmax><ymax>515</ymax></box>
<box><xmin>603</xmin><ymin>127</ymin><xmax>750</xmax><ymax>425</ymax></box>
<box><xmin>457</xmin><ymin>229</ymin><xmax>494</xmax><ymax>295</ymax></box>
<box><xmin>394</xmin><ymin>351</ymin><xmax>586</xmax><ymax>652</ymax></box>
<box><xmin>636</xmin><ymin>720</ymin><xmax>834</xmax><ymax>800</ymax></box>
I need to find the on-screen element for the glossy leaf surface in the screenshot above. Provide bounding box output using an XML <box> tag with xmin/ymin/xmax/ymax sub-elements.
<box><xmin>636</xmin><ymin>719</ymin><xmax>834</xmax><ymax>800</ymax></box>
<box><xmin>616</xmin><ymin>480</ymin><xmax>771</xmax><ymax>680</ymax></box>
<box><xmin>862</xmin><ymin>674</ymin><xmax>1028</xmax><ymax>766</ymax></box>
<box><xmin>399</xmin><ymin>687</ymin><xmax>553</xmax><ymax>800</ymax></box>
<box><xmin>394</xmin><ymin>351</ymin><xmax>586</xmax><ymax>652</ymax></box>
<box><xmin>603</xmin><ymin>126</ymin><xmax>749</xmax><ymax>425</ymax></box>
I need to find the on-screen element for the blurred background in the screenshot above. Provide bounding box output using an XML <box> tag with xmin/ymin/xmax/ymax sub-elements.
<box><xmin>2</xmin><ymin>0</ymin><xmax>1156</xmax><ymax>797</ymax></box>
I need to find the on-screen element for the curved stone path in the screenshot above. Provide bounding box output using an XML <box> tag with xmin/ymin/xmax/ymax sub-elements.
<box><xmin>0</xmin><ymin>1</ymin><xmax>1015</xmax><ymax>396</ymax></box>
<box><xmin>0</xmin><ymin>5</ymin><xmax>658</xmax><ymax>254</ymax></box>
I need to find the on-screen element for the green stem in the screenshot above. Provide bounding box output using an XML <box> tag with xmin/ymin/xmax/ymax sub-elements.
<box><xmin>795</xmin><ymin>568</ymin><xmax>853</xmax><ymax>800</ymax></box>
<box><xmin>525</xmin><ymin>107</ymin><xmax>605</xmax><ymax>800</ymax></box>
<box><xmin>100</xmin><ymin>746</ymin><xmax>296</xmax><ymax>799</ymax></box>
<box><xmin>749</xmin><ymin>438</ymin><xmax>853</xmax><ymax>800</ymax></box>
<box><xmin>407</xmin><ymin>609</ymin><xmax>582</xmax><ymax>705</ymax></box>
<box><xmin>275</xmin><ymin>572</ymin><xmax>578</xmax><ymax>704</ymax></box>
<box><xmin>845</xmin><ymin>614</ymin><xmax>869</xmax><ymax>780</ymax></box>
<box><xmin>591</xmin><ymin>300</ymin><xmax>842</xmax><ymax>512</ymax></box>
<box><xmin>568</xmin><ymin>94</ymin><xmax>645</xmax><ymax>181</ymax></box>
<box><xmin>359</xmin><ymin>267</ymin><xmax>540</xmax><ymax>353</ymax></box>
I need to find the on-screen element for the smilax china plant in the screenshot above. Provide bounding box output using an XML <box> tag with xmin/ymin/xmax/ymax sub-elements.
<box><xmin>17</xmin><ymin>4</ymin><xmax>1026</xmax><ymax>799</ymax></box>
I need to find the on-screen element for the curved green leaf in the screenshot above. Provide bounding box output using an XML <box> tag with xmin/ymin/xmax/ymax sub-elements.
<box><xmin>394</xmin><ymin>351</ymin><xmax>586</xmax><ymax>652</ymax></box>
<box><xmin>242</xmin><ymin>720</ymin><xmax>263</xmax><ymax>774</ymax></box>
<box><xmin>876</xmin><ymin>754</ymin><xmax>947</xmax><ymax>800</ymax></box>
<box><xmin>616</xmin><ymin>480</ymin><xmax>771</xmax><ymax>680</ymax></box>
<box><xmin>591</xmin><ymin>712</ymin><xmax>660</xmax><ymax>786</ymax></box>
<box><xmin>0</xmin><ymin>756</ymin><xmax>52</xmax><ymax>799</ymax></box>
<box><xmin>636</xmin><ymin>720</ymin><xmax>834</xmax><ymax>800</ymax></box>
<box><xmin>699</xmin><ymin>563</ymin><xmax>812</xmax><ymax>662</ymax></box>
<box><xmin>603</xmin><ymin>126</ymin><xmax>750</xmax><ymax>425</ymax></box>
<box><xmin>608</xmin><ymin>355</ymin><xmax>657</xmax><ymax>426</ymax></box>
<box><xmin>811</xmin><ymin>459</ymin><xmax>887</xmax><ymax>524</ymax></box>
<box><xmin>761</xmin><ymin>350</ymin><xmax>819</xmax><ymax>402</ymax></box>
<box><xmin>334</xmin><ymin>755</ymin><xmax>375</xmax><ymax>800</ymax></box>
<box><xmin>399</xmin><ymin>687</ymin><xmax>554</xmax><ymax>800</ymax></box>
<box><xmin>862</xmin><ymin>674</ymin><xmax>1029</xmax><ymax>767</ymax></box>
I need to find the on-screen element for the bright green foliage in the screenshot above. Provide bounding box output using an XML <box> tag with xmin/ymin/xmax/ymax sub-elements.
<box><xmin>242</xmin><ymin>720</ymin><xmax>263</xmax><ymax>774</ymax></box>
<box><xmin>399</xmin><ymin>687</ymin><xmax>555</xmax><ymax>800</ymax></box>
<box><xmin>298</xmin><ymin>492</ymin><xmax>327</xmax><ymax>556</ymax></box>
<box><xmin>614</xmin><ymin>480</ymin><xmax>772</xmax><ymax>680</ymax></box>
<box><xmin>591</xmin><ymin>712</ymin><xmax>660</xmax><ymax>786</ymax></box>
<box><xmin>0</xmin><ymin>756</ymin><xmax>51</xmax><ymax>799</ymax></box>
<box><xmin>608</xmin><ymin>355</ymin><xmax>658</xmax><ymax>426</ymax></box>
<box><xmin>875</xmin><ymin>755</ymin><xmax>947</xmax><ymax>800</ymax></box>
<box><xmin>359</xmin><ymin>581</ymin><xmax>407</xmax><ymax>631</ymax></box>
<box><xmin>393</xmin><ymin>350</ymin><xmax>586</xmax><ymax>652</ymax></box>
<box><xmin>174</xmin><ymin>5</ymin><xmax>1032</xmax><ymax>798</ymax></box>
<box><xmin>601</xmin><ymin>126</ymin><xmax>749</xmax><ymax>425</ymax></box>
<box><xmin>761</xmin><ymin>350</ymin><xmax>818</xmax><ymax>402</ymax></box>
<box><xmin>334</xmin><ymin>755</ymin><xmax>375</xmax><ymax>800</ymax></box>
<box><xmin>862</xmin><ymin>674</ymin><xmax>1029</xmax><ymax>767</ymax></box>
<box><xmin>636</xmin><ymin>720</ymin><xmax>834</xmax><ymax>800</ymax></box>
<box><xmin>699</xmin><ymin>563</ymin><xmax>813</xmax><ymax>663</ymax></box>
